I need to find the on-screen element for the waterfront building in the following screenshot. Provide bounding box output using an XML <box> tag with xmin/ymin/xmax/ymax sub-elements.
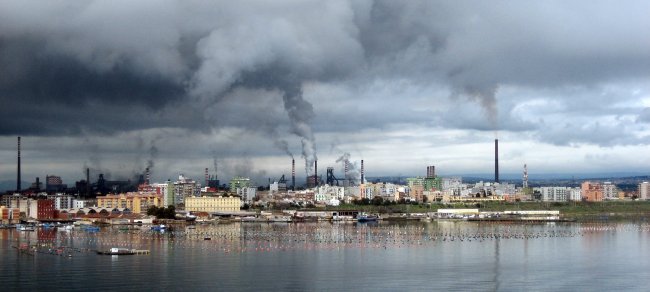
<box><xmin>173</xmin><ymin>175</ymin><xmax>200</xmax><ymax>207</ymax></box>
<box><xmin>539</xmin><ymin>187</ymin><xmax>570</xmax><ymax>202</ymax></box>
<box><xmin>410</xmin><ymin>185</ymin><xmax>424</xmax><ymax>202</ymax></box>
<box><xmin>602</xmin><ymin>182</ymin><xmax>617</xmax><ymax>200</ymax></box>
<box><xmin>315</xmin><ymin>185</ymin><xmax>345</xmax><ymax>203</ymax></box>
<box><xmin>35</xmin><ymin>199</ymin><xmax>55</xmax><ymax>220</ymax></box>
<box><xmin>581</xmin><ymin>181</ymin><xmax>603</xmax><ymax>202</ymax></box>
<box><xmin>153</xmin><ymin>181</ymin><xmax>174</xmax><ymax>207</ymax></box>
<box><xmin>569</xmin><ymin>188</ymin><xmax>582</xmax><ymax>201</ymax></box>
<box><xmin>185</xmin><ymin>195</ymin><xmax>241</xmax><ymax>212</ymax></box>
<box><xmin>96</xmin><ymin>192</ymin><xmax>162</xmax><ymax>214</ymax></box>
<box><xmin>51</xmin><ymin>194</ymin><xmax>75</xmax><ymax>210</ymax></box>
<box><xmin>229</xmin><ymin>177</ymin><xmax>251</xmax><ymax>192</ymax></box>
<box><xmin>0</xmin><ymin>206</ymin><xmax>20</xmax><ymax>224</ymax></box>
<box><xmin>72</xmin><ymin>199</ymin><xmax>87</xmax><ymax>209</ymax></box>
<box><xmin>237</xmin><ymin>187</ymin><xmax>257</xmax><ymax>203</ymax></box>
<box><xmin>639</xmin><ymin>182</ymin><xmax>650</xmax><ymax>200</ymax></box>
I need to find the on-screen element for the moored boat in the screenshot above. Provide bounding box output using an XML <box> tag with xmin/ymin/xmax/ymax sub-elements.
<box><xmin>357</xmin><ymin>214</ymin><xmax>379</xmax><ymax>222</ymax></box>
<box><xmin>97</xmin><ymin>248</ymin><xmax>135</xmax><ymax>255</ymax></box>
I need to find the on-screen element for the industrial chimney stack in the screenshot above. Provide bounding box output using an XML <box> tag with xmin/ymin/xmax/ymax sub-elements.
<box><xmin>314</xmin><ymin>160</ymin><xmax>318</xmax><ymax>186</ymax></box>
<box><xmin>145</xmin><ymin>167</ymin><xmax>150</xmax><ymax>185</ymax></box>
<box><xmin>17</xmin><ymin>136</ymin><xmax>21</xmax><ymax>192</ymax></box>
<box><xmin>495</xmin><ymin>139</ymin><xmax>499</xmax><ymax>183</ymax></box>
<box><xmin>292</xmin><ymin>159</ymin><xmax>295</xmax><ymax>191</ymax></box>
<box><xmin>86</xmin><ymin>168</ymin><xmax>90</xmax><ymax>197</ymax></box>
<box><xmin>360</xmin><ymin>159</ymin><xmax>365</xmax><ymax>184</ymax></box>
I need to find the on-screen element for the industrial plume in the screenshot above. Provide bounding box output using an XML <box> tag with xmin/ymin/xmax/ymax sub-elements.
<box><xmin>336</xmin><ymin>152</ymin><xmax>360</xmax><ymax>185</ymax></box>
<box><xmin>282</xmin><ymin>85</ymin><xmax>317</xmax><ymax>174</ymax></box>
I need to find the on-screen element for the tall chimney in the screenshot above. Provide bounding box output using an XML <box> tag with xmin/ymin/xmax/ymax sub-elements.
<box><xmin>292</xmin><ymin>159</ymin><xmax>295</xmax><ymax>191</ymax></box>
<box><xmin>495</xmin><ymin>139</ymin><xmax>499</xmax><ymax>183</ymax></box>
<box><xmin>361</xmin><ymin>159</ymin><xmax>365</xmax><ymax>184</ymax></box>
<box><xmin>17</xmin><ymin>136</ymin><xmax>21</xmax><ymax>191</ymax></box>
<box><xmin>314</xmin><ymin>160</ymin><xmax>318</xmax><ymax>186</ymax></box>
<box><xmin>145</xmin><ymin>167</ymin><xmax>150</xmax><ymax>185</ymax></box>
<box><xmin>344</xmin><ymin>161</ymin><xmax>349</xmax><ymax>186</ymax></box>
<box><xmin>205</xmin><ymin>167</ymin><xmax>209</xmax><ymax>187</ymax></box>
<box><xmin>86</xmin><ymin>168</ymin><xmax>90</xmax><ymax>197</ymax></box>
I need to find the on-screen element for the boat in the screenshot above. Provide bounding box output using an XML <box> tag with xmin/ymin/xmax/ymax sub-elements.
<box><xmin>150</xmin><ymin>224</ymin><xmax>167</xmax><ymax>231</ymax></box>
<box><xmin>97</xmin><ymin>248</ymin><xmax>136</xmax><ymax>255</ymax></box>
<box><xmin>357</xmin><ymin>214</ymin><xmax>379</xmax><ymax>222</ymax></box>
<box><xmin>18</xmin><ymin>225</ymin><xmax>35</xmax><ymax>231</ymax></box>
<box><xmin>83</xmin><ymin>226</ymin><xmax>100</xmax><ymax>232</ymax></box>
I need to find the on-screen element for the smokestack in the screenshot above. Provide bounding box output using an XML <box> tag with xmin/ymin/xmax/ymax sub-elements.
<box><xmin>361</xmin><ymin>159</ymin><xmax>365</xmax><ymax>184</ymax></box>
<box><xmin>495</xmin><ymin>139</ymin><xmax>499</xmax><ymax>183</ymax></box>
<box><xmin>292</xmin><ymin>159</ymin><xmax>295</xmax><ymax>191</ymax></box>
<box><xmin>86</xmin><ymin>168</ymin><xmax>90</xmax><ymax>197</ymax></box>
<box><xmin>17</xmin><ymin>136</ymin><xmax>21</xmax><ymax>192</ymax></box>
<box><xmin>314</xmin><ymin>160</ymin><xmax>318</xmax><ymax>186</ymax></box>
<box><xmin>344</xmin><ymin>161</ymin><xmax>349</xmax><ymax>186</ymax></box>
<box><xmin>205</xmin><ymin>167</ymin><xmax>209</xmax><ymax>187</ymax></box>
<box><xmin>145</xmin><ymin>167</ymin><xmax>150</xmax><ymax>185</ymax></box>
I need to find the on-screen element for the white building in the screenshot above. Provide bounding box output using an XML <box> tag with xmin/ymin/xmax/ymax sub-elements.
<box><xmin>539</xmin><ymin>187</ymin><xmax>569</xmax><ymax>202</ymax></box>
<box><xmin>237</xmin><ymin>187</ymin><xmax>257</xmax><ymax>203</ymax></box>
<box><xmin>53</xmin><ymin>194</ymin><xmax>74</xmax><ymax>210</ymax></box>
<box><xmin>602</xmin><ymin>182</ymin><xmax>617</xmax><ymax>200</ymax></box>
<box><xmin>72</xmin><ymin>199</ymin><xmax>86</xmax><ymax>209</ymax></box>
<box><xmin>174</xmin><ymin>174</ymin><xmax>200</xmax><ymax>206</ymax></box>
<box><xmin>569</xmin><ymin>188</ymin><xmax>582</xmax><ymax>201</ymax></box>
<box><xmin>315</xmin><ymin>185</ymin><xmax>344</xmax><ymax>203</ymax></box>
<box><xmin>639</xmin><ymin>182</ymin><xmax>650</xmax><ymax>200</ymax></box>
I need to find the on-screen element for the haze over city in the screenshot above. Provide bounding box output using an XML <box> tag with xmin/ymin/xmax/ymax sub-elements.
<box><xmin>1</xmin><ymin>1</ymin><xmax>650</xmax><ymax>186</ymax></box>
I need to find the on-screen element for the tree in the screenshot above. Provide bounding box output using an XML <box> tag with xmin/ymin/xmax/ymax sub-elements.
<box><xmin>372</xmin><ymin>196</ymin><xmax>384</xmax><ymax>206</ymax></box>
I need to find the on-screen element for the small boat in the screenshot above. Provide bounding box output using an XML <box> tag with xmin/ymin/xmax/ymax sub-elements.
<box><xmin>97</xmin><ymin>248</ymin><xmax>135</xmax><ymax>255</ymax></box>
<box><xmin>18</xmin><ymin>225</ymin><xmax>35</xmax><ymax>231</ymax></box>
<box><xmin>83</xmin><ymin>226</ymin><xmax>100</xmax><ymax>232</ymax></box>
<box><xmin>150</xmin><ymin>224</ymin><xmax>167</xmax><ymax>231</ymax></box>
<box><xmin>357</xmin><ymin>214</ymin><xmax>379</xmax><ymax>222</ymax></box>
<box><xmin>204</xmin><ymin>237</ymin><xmax>211</xmax><ymax>240</ymax></box>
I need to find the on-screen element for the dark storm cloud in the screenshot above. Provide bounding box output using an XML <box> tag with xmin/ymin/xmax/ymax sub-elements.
<box><xmin>1</xmin><ymin>0</ymin><xmax>650</xmax><ymax>146</ymax></box>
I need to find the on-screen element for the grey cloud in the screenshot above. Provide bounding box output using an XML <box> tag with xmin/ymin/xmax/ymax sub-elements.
<box><xmin>2</xmin><ymin>0</ymin><xmax>650</xmax><ymax>180</ymax></box>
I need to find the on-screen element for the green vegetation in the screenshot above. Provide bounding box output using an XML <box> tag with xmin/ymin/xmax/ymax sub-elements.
<box><xmin>305</xmin><ymin>200</ymin><xmax>650</xmax><ymax>218</ymax></box>
<box><xmin>146</xmin><ymin>205</ymin><xmax>176</xmax><ymax>219</ymax></box>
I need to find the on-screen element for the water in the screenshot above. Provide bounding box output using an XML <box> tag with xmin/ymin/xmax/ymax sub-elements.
<box><xmin>2</xmin><ymin>221</ymin><xmax>650</xmax><ymax>291</ymax></box>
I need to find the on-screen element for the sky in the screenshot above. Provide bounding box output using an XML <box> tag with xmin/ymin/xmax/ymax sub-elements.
<box><xmin>1</xmin><ymin>0</ymin><xmax>650</xmax><ymax>187</ymax></box>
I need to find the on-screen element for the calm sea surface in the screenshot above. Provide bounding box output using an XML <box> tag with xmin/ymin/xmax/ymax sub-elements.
<box><xmin>2</xmin><ymin>221</ymin><xmax>650</xmax><ymax>291</ymax></box>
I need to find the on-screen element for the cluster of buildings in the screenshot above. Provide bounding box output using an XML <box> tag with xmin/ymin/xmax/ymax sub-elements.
<box><xmin>0</xmin><ymin>172</ymin><xmax>242</xmax><ymax>224</ymax></box>
<box><xmin>4</xmin><ymin>158</ymin><xmax>650</xmax><ymax>224</ymax></box>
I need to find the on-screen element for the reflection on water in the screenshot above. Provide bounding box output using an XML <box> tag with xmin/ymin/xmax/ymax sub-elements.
<box><xmin>2</xmin><ymin>221</ymin><xmax>650</xmax><ymax>291</ymax></box>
